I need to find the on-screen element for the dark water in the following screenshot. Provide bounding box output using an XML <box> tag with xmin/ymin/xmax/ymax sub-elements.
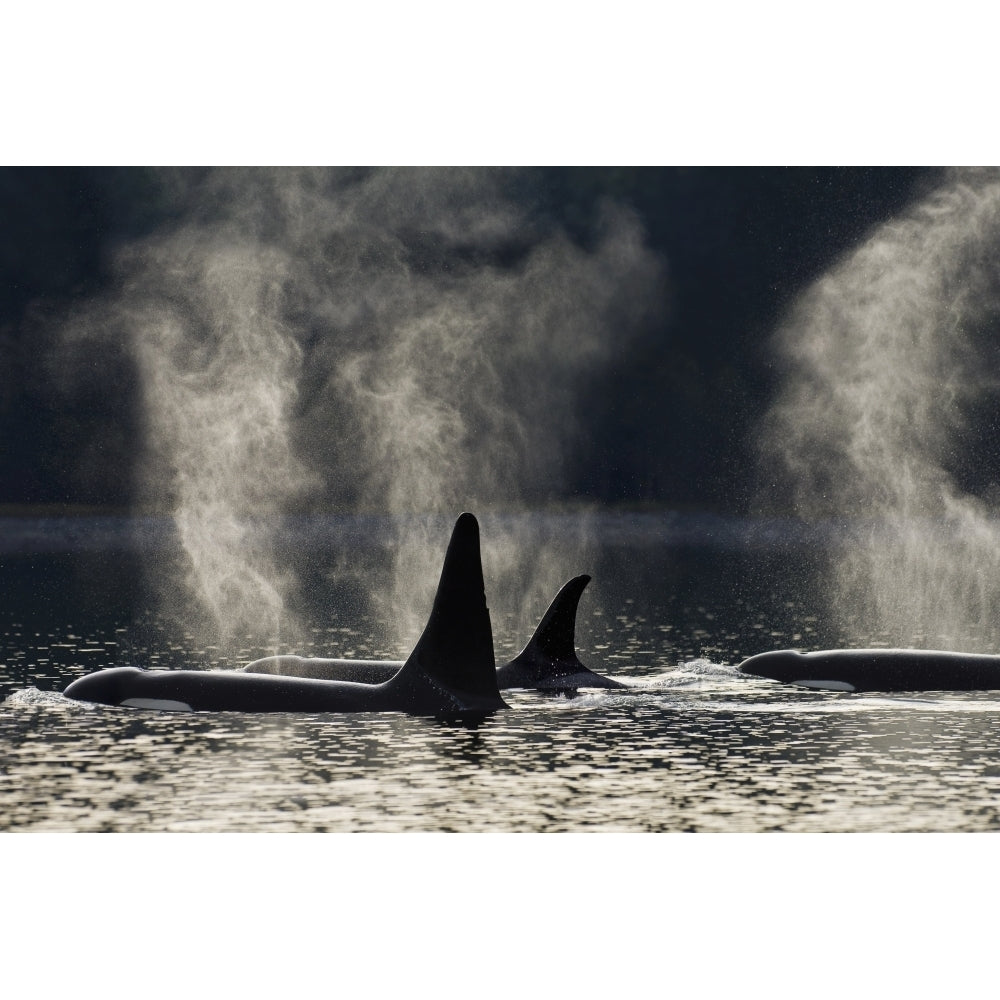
<box><xmin>4</xmin><ymin>513</ymin><xmax>1000</xmax><ymax>832</ymax></box>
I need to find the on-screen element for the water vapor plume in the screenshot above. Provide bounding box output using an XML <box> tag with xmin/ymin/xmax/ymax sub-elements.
<box><xmin>761</xmin><ymin>168</ymin><xmax>1000</xmax><ymax>647</ymax></box>
<box><xmin>62</xmin><ymin>205</ymin><xmax>316</xmax><ymax>645</ymax></box>
<box><xmin>57</xmin><ymin>168</ymin><xmax>667</xmax><ymax>650</ymax></box>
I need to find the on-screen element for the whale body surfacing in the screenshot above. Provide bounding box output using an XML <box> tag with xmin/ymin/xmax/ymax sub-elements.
<box><xmin>738</xmin><ymin>647</ymin><xmax>1000</xmax><ymax>692</ymax></box>
<box><xmin>64</xmin><ymin>513</ymin><xmax>506</xmax><ymax>716</ymax></box>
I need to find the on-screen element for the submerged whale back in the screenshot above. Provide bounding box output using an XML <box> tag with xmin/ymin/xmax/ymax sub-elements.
<box><xmin>244</xmin><ymin>656</ymin><xmax>399</xmax><ymax>684</ymax></box>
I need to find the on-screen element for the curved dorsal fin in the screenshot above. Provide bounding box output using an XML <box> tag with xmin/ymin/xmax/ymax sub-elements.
<box><xmin>497</xmin><ymin>574</ymin><xmax>626</xmax><ymax>689</ymax></box>
<box><xmin>525</xmin><ymin>574</ymin><xmax>591</xmax><ymax>663</ymax></box>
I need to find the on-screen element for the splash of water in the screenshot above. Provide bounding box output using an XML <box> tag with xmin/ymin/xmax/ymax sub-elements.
<box><xmin>761</xmin><ymin>168</ymin><xmax>1000</xmax><ymax>648</ymax></box>
<box><xmin>58</xmin><ymin>169</ymin><xmax>666</xmax><ymax>650</ymax></box>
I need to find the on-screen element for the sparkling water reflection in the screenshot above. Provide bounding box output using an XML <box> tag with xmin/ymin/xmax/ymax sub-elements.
<box><xmin>4</xmin><ymin>515</ymin><xmax>1000</xmax><ymax>832</ymax></box>
<box><xmin>6</xmin><ymin>680</ymin><xmax>1000</xmax><ymax>833</ymax></box>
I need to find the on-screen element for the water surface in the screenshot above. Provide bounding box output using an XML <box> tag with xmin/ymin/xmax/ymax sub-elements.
<box><xmin>4</xmin><ymin>513</ymin><xmax>1000</xmax><ymax>832</ymax></box>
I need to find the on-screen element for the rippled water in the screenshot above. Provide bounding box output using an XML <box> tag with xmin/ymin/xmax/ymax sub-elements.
<box><xmin>4</xmin><ymin>513</ymin><xmax>1000</xmax><ymax>832</ymax></box>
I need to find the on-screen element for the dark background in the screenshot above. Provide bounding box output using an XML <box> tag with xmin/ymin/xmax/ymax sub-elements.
<box><xmin>0</xmin><ymin>166</ymin><xmax>939</xmax><ymax>514</ymax></box>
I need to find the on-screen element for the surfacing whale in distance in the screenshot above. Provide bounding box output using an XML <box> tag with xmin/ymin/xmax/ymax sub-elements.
<box><xmin>738</xmin><ymin>647</ymin><xmax>1000</xmax><ymax>692</ymax></box>
<box><xmin>63</xmin><ymin>513</ymin><xmax>506</xmax><ymax>716</ymax></box>
<box><xmin>245</xmin><ymin>574</ymin><xmax>624</xmax><ymax>691</ymax></box>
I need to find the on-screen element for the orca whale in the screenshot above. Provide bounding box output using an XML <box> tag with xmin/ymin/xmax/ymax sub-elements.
<box><xmin>63</xmin><ymin>513</ymin><xmax>507</xmax><ymax>716</ymax></box>
<box><xmin>737</xmin><ymin>647</ymin><xmax>1000</xmax><ymax>692</ymax></box>
<box><xmin>244</xmin><ymin>574</ymin><xmax>624</xmax><ymax>691</ymax></box>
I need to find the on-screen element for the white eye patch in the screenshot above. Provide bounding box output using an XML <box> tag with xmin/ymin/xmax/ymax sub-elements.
<box><xmin>120</xmin><ymin>698</ymin><xmax>194</xmax><ymax>712</ymax></box>
<box><xmin>792</xmin><ymin>679</ymin><xmax>856</xmax><ymax>692</ymax></box>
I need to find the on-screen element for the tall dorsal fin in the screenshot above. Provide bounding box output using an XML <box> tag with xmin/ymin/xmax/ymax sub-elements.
<box><xmin>390</xmin><ymin>513</ymin><xmax>504</xmax><ymax>710</ymax></box>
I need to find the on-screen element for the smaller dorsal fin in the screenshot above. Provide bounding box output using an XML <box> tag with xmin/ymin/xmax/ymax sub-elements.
<box><xmin>524</xmin><ymin>574</ymin><xmax>591</xmax><ymax>664</ymax></box>
<box><xmin>497</xmin><ymin>575</ymin><xmax>591</xmax><ymax>684</ymax></box>
<box><xmin>495</xmin><ymin>575</ymin><xmax>624</xmax><ymax>690</ymax></box>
